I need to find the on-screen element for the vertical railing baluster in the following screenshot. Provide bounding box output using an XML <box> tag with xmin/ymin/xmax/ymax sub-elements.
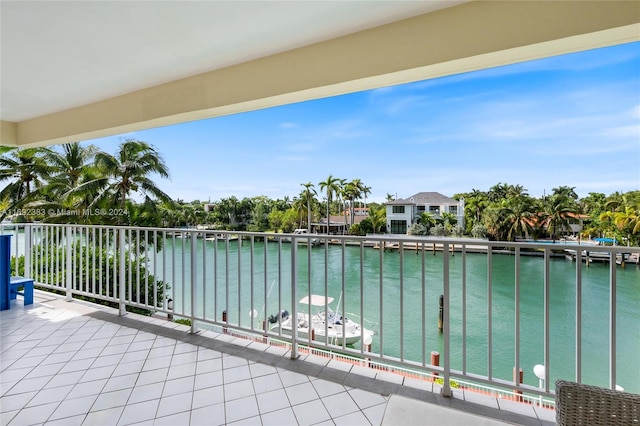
<box><xmin>263</xmin><ymin>235</ymin><xmax>267</xmax><ymax>332</ymax></box>
<box><xmin>290</xmin><ymin>235</ymin><xmax>298</xmax><ymax>359</ymax></box>
<box><xmin>202</xmin><ymin>232</ymin><xmax>207</xmax><ymax>323</ymax></box>
<box><xmin>462</xmin><ymin>244</ymin><xmax>467</xmax><ymax>374</ymax></box>
<box><xmin>442</xmin><ymin>242</ymin><xmax>451</xmax><ymax>397</ymax></box>
<box><xmin>181</xmin><ymin>231</ymin><xmax>186</xmax><ymax>314</ymax></box>
<box><xmin>144</xmin><ymin>230</ymin><xmax>149</xmax><ymax>307</ymax></box>
<box><xmin>250</xmin><ymin>236</ymin><xmax>254</xmax><ymax>331</ymax></box>
<box><xmin>543</xmin><ymin>248</ymin><xmax>550</xmax><ymax>393</ymax></box>
<box><xmin>225</xmin><ymin>235</ymin><xmax>230</xmax><ymax>328</ymax></box>
<box><xmin>421</xmin><ymin>242</ymin><xmax>426</xmax><ymax>366</ymax></box>
<box><xmin>487</xmin><ymin>245</ymin><xmax>493</xmax><ymax>380</ymax></box>
<box><xmin>190</xmin><ymin>231</ymin><xmax>197</xmax><ymax>333</ymax></box>
<box><xmin>323</xmin><ymin>238</ymin><xmax>328</xmax><ymax>347</ymax></box>
<box><xmin>213</xmin><ymin>233</ymin><xmax>218</xmax><ymax>323</ymax></box>
<box><xmin>379</xmin><ymin>238</ymin><xmax>384</xmax><ymax>358</ymax></box>
<box><xmin>119</xmin><ymin>228</ymin><xmax>126</xmax><ymax>316</ymax></box>
<box><xmin>609</xmin><ymin>251</ymin><xmax>616</xmax><ymax>390</ymax></box>
<box><xmin>576</xmin><ymin>249</ymin><xmax>582</xmax><ymax>383</ymax></box>
<box><xmin>399</xmin><ymin>241</ymin><xmax>404</xmax><ymax>361</ymax></box>
<box><xmin>24</xmin><ymin>225</ymin><xmax>31</xmax><ymax>278</ymax></box>
<box><xmin>341</xmin><ymin>239</ymin><xmax>346</xmax><ymax>349</ymax></box>
<box><xmin>65</xmin><ymin>226</ymin><xmax>72</xmax><ymax>301</ymax></box>
<box><xmin>515</xmin><ymin>247</ymin><xmax>521</xmax><ymax>389</ymax></box>
<box><xmin>360</xmin><ymin>241</ymin><xmax>365</xmax><ymax>353</ymax></box>
<box><xmin>238</xmin><ymin>235</ymin><xmax>242</xmax><ymax>329</ymax></box>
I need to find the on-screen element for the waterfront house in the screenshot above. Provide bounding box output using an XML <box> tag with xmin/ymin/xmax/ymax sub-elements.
<box><xmin>385</xmin><ymin>192</ymin><xmax>465</xmax><ymax>234</ymax></box>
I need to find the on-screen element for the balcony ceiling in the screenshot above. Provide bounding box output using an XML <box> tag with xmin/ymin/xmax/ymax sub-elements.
<box><xmin>1</xmin><ymin>1</ymin><xmax>639</xmax><ymax>147</ymax></box>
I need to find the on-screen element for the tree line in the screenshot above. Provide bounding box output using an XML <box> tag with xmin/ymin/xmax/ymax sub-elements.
<box><xmin>453</xmin><ymin>184</ymin><xmax>640</xmax><ymax>245</ymax></box>
<box><xmin>1</xmin><ymin>142</ymin><xmax>638</xmax><ymax>245</ymax></box>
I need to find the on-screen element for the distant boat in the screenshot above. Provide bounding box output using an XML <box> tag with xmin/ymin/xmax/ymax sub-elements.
<box><xmin>283</xmin><ymin>229</ymin><xmax>321</xmax><ymax>246</ymax></box>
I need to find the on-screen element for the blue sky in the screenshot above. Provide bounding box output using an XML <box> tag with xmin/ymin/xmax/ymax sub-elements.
<box><xmin>88</xmin><ymin>41</ymin><xmax>640</xmax><ymax>203</ymax></box>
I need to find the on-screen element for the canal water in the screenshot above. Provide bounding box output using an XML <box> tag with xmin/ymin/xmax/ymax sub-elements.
<box><xmin>161</xmin><ymin>238</ymin><xmax>640</xmax><ymax>394</ymax></box>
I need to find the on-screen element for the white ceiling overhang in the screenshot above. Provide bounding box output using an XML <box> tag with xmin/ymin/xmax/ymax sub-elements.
<box><xmin>1</xmin><ymin>1</ymin><xmax>639</xmax><ymax>147</ymax></box>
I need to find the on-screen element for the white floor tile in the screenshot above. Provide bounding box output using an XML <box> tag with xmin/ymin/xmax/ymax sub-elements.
<box><xmin>156</xmin><ymin>392</ymin><xmax>193</xmax><ymax>418</ymax></box>
<box><xmin>223</xmin><ymin>365</ymin><xmax>252</xmax><ymax>384</ymax></box>
<box><xmin>128</xmin><ymin>382</ymin><xmax>164</xmax><ymax>405</ymax></box>
<box><xmin>26</xmin><ymin>384</ymin><xmax>73</xmax><ymax>407</ymax></box>
<box><xmin>193</xmin><ymin>370</ymin><xmax>223</xmax><ymax>390</ymax></box>
<box><xmin>91</xmin><ymin>388</ymin><xmax>133</xmax><ymax>412</ymax></box>
<box><xmin>136</xmin><ymin>368</ymin><xmax>168</xmax><ymax>386</ymax></box>
<box><xmin>190</xmin><ymin>403</ymin><xmax>226</xmax><ymax>426</ymax></box>
<box><xmin>333</xmin><ymin>410</ymin><xmax>372</xmax><ymax>426</ymax></box>
<box><xmin>291</xmin><ymin>399</ymin><xmax>332</xmax><ymax>425</ymax></box>
<box><xmin>192</xmin><ymin>384</ymin><xmax>224</xmax><ymax>409</ymax></box>
<box><xmin>224</xmin><ymin>379</ymin><xmax>255</xmax><ymax>401</ymax></box>
<box><xmin>321</xmin><ymin>392</ymin><xmax>360</xmax><ymax>419</ymax></box>
<box><xmin>224</xmin><ymin>395</ymin><xmax>259</xmax><ymax>424</ymax></box>
<box><xmin>196</xmin><ymin>358</ymin><xmax>222</xmax><ymax>374</ymax></box>
<box><xmin>287</xmin><ymin>381</ymin><xmax>320</xmax><ymax>406</ymax></box>
<box><xmin>256</xmin><ymin>388</ymin><xmax>290</xmax><ymax>414</ymax></box>
<box><xmin>162</xmin><ymin>376</ymin><xmax>195</xmax><ymax>397</ymax></box>
<box><xmin>362</xmin><ymin>402</ymin><xmax>387</xmax><ymax>426</ymax></box>
<box><xmin>6</xmin><ymin>375</ymin><xmax>53</xmax><ymax>395</ymax></box>
<box><xmin>9</xmin><ymin>402</ymin><xmax>60</xmax><ymax>425</ymax></box>
<box><xmin>82</xmin><ymin>405</ymin><xmax>124</xmax><ymax>426</ymax></box>
<box><xmin>49</xmin><ymin>394</ymin><xmax>98</xmax><ymax>421</ymax></box>
<box><xmin>312</xmin><ymin>379</ymin><xmax>347</xmax><ymax>397</ymax></box>
<box><xmin>153</xmin><ymin>410</ymin><xmax>191</xmax><ymax>425</ymax></box>
<box><xmin>348</xmin><ymin>388</ymin><xmax>387</xmax><ymax>410</ymax></box>
<box><xmin>67</xmin><ymin>379</ymin><xmax>108</xmax><ymax>399</ymax></box>
<box><xmin>0</xmin><ymin>391</ymin><xmax>38</xmax><ymax>412</ymax></box>
<box><xmin>117</xmin><ymin>399</ymin><xmax>160</xmax><ymax>425</ymax></box>
<box><xmin>252</xmin><ymin>373</ymin><xmax>283</xmax><ymax>395</ymax></box>
<box><xmin>260</xmin><ymin>407</ymin><xmax>298</xmax><ymax>426</ymax></box>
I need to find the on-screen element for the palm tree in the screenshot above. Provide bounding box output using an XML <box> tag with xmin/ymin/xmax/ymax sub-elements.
<box><xmin>346</xmin><ymin>179</ymin><xmax>365</xmax><ymax>226</ymax></box>
<box><xmin>499</xmin><ymin>197</ymin><xmax>535</xmax><ymax>241</ymax></box>
<box><xmin>300</xmin><ymin>182</ymin><xmax>316</xmax><ymax>232</ymax></box>
<box><xmin>543</xmin><ymin>195</ymin><xmax>577</xmax><ymax>241</ymax></box>
<box><xmin>318</xmin><ymin>175</ymin><xmax>340</xmax><ymax>234</ymax></box>
<box><xmin>0</xmin><ymin>147</ymin><xmax>51</xmax><ymax>220</ymax></box>
<box><xmin>362</xmin><ymin>185</ymin><xmax>372</xmax><ymax>210</ymax></box>
<box><xmin>41</xmin><ymin>143</ymin><xmax>102</xmax><ymax>223</ymax></box>
<box><xmin>89</xmin><ymin>139</ymin><xmax>172</xmax><ymax>224</ymax></box>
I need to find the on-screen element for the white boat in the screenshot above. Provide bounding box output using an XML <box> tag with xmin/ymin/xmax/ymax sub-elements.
<box><xmin>283</xmin><ymin>229</ymin><xmax>321</xmax><ymax>246</ymax></box>
<box><xmin>268</xmin><ymin>295</ymin><xmax>375</xmax><ymax>346</ymax></box>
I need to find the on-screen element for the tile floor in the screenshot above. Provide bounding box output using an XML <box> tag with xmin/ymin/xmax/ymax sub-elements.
<box><xmin>1</xmin><ymin>291</ymin><xmax>555</xmax><ymax>425</ymax></box>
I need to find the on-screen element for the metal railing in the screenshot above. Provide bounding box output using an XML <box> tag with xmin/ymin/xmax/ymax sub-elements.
<box><xmin>2</xmin><ymin>223</ymin><xmax>638</xmax><ymax>403</ymax></box>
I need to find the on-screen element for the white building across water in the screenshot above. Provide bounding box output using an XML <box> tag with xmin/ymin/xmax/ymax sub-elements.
<box><xmin>385</xmin><ymin>192</ymin><xmax>464</xmax><ymax>234</ymax></box>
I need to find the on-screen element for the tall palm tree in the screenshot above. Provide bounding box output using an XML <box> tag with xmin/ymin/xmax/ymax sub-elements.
<box><xmin>300</xmin><ymin>182</ymin><xmax>316</xmax><ymax>232</ymax></box>
<box><xmin>90</xmin><ymin>139</ymin><xmax>171</xmax><ymax>224</ymax></box>
<box><xmin>362</xmin><ymin>185</ymin><xmax>372</xmax><ymax>210</ymax></box>
<box><xmin>0</xmin><ymin>147</ymin><xmax>51</xmax><ymax>220</ymax></box>
<box><xmin>319</xmin><ymin>175</ymin><xmax>340</xmax><ymax>234</ymax></box>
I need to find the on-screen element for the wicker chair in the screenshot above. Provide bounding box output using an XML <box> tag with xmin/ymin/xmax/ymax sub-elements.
<box><xmin>555</xmin><ymin>380</ymin><xmax>640</xmax><ymax>425</ymax></box>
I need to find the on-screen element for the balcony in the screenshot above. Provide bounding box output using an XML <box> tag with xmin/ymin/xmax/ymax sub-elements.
<box><xmin>2</xmin><ymin>223</ymin><xmax>638</xmax><ymax>425</ymax></box>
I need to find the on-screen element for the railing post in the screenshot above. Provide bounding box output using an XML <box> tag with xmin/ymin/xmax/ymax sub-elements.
<box><xmin>290</xmin><ymin>236</ymin><xmax>298</xmax><ymax>359</ymax></box>
<box><xmin>190</xmin><ymin>232</ymin><xmax>197</xmax><ymax>334</ymax></box>
<box><xmin>442</xmin><ymin>243</ymin><xmax>451</xmax><ymax>397</ymax></box>
<box><xmin>65</xmin><ymin>226</ymin><xmax>72</xmax><ymax>301</ymax></box>
<box><xmin>119</xmin><ymin>228</ymin><xmax>126</xmax><ymax>316</ymax></box>
<box><xmin>24</xmin><ymin>225</ymin><xmax>32</xmax><ymax>278</ymax></box>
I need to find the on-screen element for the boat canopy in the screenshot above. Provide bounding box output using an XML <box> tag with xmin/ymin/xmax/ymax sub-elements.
<box><xmin>299</xmin><ymin>295</ymin><xmax>334</xmax><ymax>306</ymax></box>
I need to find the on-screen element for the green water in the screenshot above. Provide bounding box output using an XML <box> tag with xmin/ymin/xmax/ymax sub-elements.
<box><xmin>159</xmin><ymin>238</ymin><xmax>640</xmax><ymax>393</ymax></box>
